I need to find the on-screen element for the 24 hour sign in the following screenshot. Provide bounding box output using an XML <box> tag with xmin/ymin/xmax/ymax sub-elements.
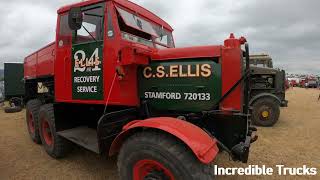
<box><xmin>72</xmin><ymin>42</ymin><xmax>104</xmax><ymax>100</ymax></box>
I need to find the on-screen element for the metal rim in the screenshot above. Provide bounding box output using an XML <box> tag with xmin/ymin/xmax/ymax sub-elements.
<box><xmin>27</xmin><ymin>111</ymin><xmax>35</xmax><ymax>134</ymax></box>
<box><xmin>41</xmin><ymin>118</ymin><xmax>53</xmax><ymax>146</ymax></box>
<box><xmin>261</xmin><ymin>111</ymin><xmax>269</xmax><ymax>118</ymax></box>
<box><xmin>259</xmin><ymin>105</ymin><xmax>271</xmax><ymax>121</ymax></box>
<box><xmin>133</xmin><ymin>159</ymin><xmax>175</xmax><ymax>180</ymax></box>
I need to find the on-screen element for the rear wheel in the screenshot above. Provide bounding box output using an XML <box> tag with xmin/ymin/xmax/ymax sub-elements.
<box><xmin>39</xmin><ymin>104</ymin><xmax>71</xmax><ymax>158</ymax></box>
<box><xmin>118</xmin><ymin>131</ymin><xmax>215</xmax><ymax>180</ymax></box>
<box><xmin>26</xmin><ymin>99</ymin><xmax>42</xmax><ymax>144</ymax></box>
<box><xmin>252</xmin><ymin>98</ymin><xmax>280</xmax><ymax>127</ymax></box>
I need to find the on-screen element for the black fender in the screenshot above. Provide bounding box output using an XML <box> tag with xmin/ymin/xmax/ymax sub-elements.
<box><xmin>249</xmin><ymin>93</ymin><xmax>281</xmax><ymax>106</ymax></box>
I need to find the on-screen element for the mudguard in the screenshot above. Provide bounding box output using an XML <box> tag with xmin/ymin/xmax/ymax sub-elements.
<box><xmin>250</xmin><ymin>93</ymin><xmax>282</xmax><ymax>105</ymax></box>
<box><xmin>109</xmin><ymin>117</ymin><xmax>219</xmax><ymax>164</ymax></box>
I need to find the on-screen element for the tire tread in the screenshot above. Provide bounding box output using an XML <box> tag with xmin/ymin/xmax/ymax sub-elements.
<box><xmin>118</xmin><ymin>131</ymin><xmax>215</xmax><ymax>180</ymax></box>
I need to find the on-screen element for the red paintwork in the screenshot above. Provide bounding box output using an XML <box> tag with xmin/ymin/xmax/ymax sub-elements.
<box><xmin>299</xmin><ymin>79</ymin><xmax>306</xmax><ymax>87</ymax></box>
<box><xmin>24</xmin><ymin>1</ymin><xmax>245</xmax><ymax>112</ymax></box>
<box><xmin>23</xmin><ymin>0</ymin><xmax>248</xmax><ymax>166</ymax></box>
<box><xmin>41</xmin><ymin>118</ymin><xmax>53</xmax><ymax>146</ymax></box>
<box><xmin>28</xmin><ymin>111</ymin><xmax>35</xmax><ymax>134</ymax></box>
<box><xmin>133</xmin><ymin>159</ymin><xmax>174</xmax><ymax>180</ymax></box>
<box><xmin>151</xmin><ymin>45</ymin><xmax>221</xmax><ymax>61</ymax></box>
<box><xmin>24</xmin><ymin>42</ymin><xmax>55</xmax><ymax>79</ymax></box>
<box><xmin>25</xmin><ymin>0</ymin><xmax>246</xmax><ymax>111</ymax></box>
<box><xmin>109</xmin><ymin>117</ymin><xmax>219</xmax><ymax>164</ymax></box>
<box><xmin>290</xmin><ymin>80</ymin><xmax>297</xmax><ymax>87</ymax></box>
<box><xmin>220</xmin><ymin>34</ymin><xmax>246</xmax><ymax>111</ymax></box>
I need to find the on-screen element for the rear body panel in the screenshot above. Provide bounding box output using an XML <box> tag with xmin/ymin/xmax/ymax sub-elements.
<box><xmin>24</xmin><ymin>42</ymin><xmax>55</xmax><ymax>79</ymax></box>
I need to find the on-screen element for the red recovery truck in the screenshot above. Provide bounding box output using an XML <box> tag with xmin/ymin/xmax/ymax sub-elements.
<box><xmin>24</xmin><ymin>0</ymin><xmax>257</xmax><ymax>179</ymax></box>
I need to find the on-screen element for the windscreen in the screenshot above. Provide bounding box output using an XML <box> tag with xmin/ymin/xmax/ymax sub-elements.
<box><xmin>116</xmin><ymin>7</ymin><xmax>158</xmax><ymax>37</ymax></box>
<box><xmin>116</xmin><ymin>6</ymin><xmax>174</xmax><ymax>48</ymax></box>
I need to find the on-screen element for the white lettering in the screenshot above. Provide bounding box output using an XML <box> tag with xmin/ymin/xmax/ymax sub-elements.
<box><xmin>74</xmin><ymin>76</ymin><xmax>100</xmax><ymax>83</ymax></box>
<box><xmin>77</xmin><ymin>86</ymin><xmax>97</xmax><ymax>93</ymax></box>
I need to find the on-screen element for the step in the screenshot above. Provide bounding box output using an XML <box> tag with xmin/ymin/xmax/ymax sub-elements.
<box><xmin>57</xmin><ymin>127</ymin><xmax>99</xmax><ymax>154</ymax></box>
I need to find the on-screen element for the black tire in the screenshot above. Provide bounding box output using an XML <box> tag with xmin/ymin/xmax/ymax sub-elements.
<box><xmin>39</xmin><ymin>104</ymin><xmax>71</xmax><ymax>159</ymax></box>
<box><xmin>26</xmin><ymin>99</ymin><xmax>42</xmax><ymax>144</ymax></box>
<box><xmin>118</xmin><ymin>131</ymin><xmax>215</xmax><ymax>180</ymax></box>
<box><xmin>252</xmin><ymin>98</ymin><xmax>280</xmax><ymax>127</ymax></box>
<box><xmin>4</xmin><ymin>106</ymin><xmax>23</xmax><ymax>113</ymax></box>
<box><xmin>9</xmin><ymin>97</ymin><xmax>24</xmax><ymax>107</ymax></box>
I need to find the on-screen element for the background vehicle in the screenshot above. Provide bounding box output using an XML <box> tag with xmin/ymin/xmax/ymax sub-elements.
<box><xmin>0</xmin><ymin>81</ymin><xmax>4</xmax><ymax>102</ymax></box>
<box><xmin>249</xmin><ymin>54</ymin><xmax>288</xmax><ymax>127</ymax></box>
<box><xmin>4</xmin><ymin>63</ymin><xmax>25</xmax><ymax>101</ymax></box>
<box><xmin>249</xmin><ymin>54</ymin><xmax>273</xmax><ymax>68</ymax></box>
<box><xmin>3</xmin><ymin>63</ymin><xmax>25</xmax><ymax>112</ymax></box>
<box><xmin>23</xmin><ymin>0</ymin><xmax>257</xmax><ymax>179</ymax></box>
<box><xmin>306</xmin><ymin>76</ymin><xmax>318</xmax><ymax>88</ymax></box>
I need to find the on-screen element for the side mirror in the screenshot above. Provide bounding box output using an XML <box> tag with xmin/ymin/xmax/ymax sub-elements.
<box><xmin>68</xmin><ymin>7</ymin><xmax>83</xmax><ymax>30</ymax></box>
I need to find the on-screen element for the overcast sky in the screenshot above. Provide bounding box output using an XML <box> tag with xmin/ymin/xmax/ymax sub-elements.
<box><xmin>0</xmin><ymin>0</ymin><xmax>319</xmax><ymax>74</ymax></box>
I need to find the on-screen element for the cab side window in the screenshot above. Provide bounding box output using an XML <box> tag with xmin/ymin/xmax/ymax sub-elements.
<box><xmin>58</xmin><ymin>14</ymin><xmax>72</xmax><ymax>47</ymax></box>
<box><xmin>74</xmin><ymin>5</ymin><xmax>104</xmax><ymax>44</ymax></box>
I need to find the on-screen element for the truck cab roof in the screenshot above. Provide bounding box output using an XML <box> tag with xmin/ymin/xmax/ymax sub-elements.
<box><xmin>250</xmin><ymin>66</ymin><xmax>279</xmax><ymax>75</ymax></box>
<box><xmin>57</xmin><ymin>0</ymin><xmax>173</xmax><ymax>31</ymax></box>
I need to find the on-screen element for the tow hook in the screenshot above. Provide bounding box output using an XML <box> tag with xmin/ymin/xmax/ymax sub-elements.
<box><xmin>231</xmin><ymin>140</ymin><xmax>250</xmax><ymax>163</ymax></box>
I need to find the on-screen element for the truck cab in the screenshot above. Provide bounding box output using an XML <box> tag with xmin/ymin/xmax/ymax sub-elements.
<box><xmin>53</xmin><ymin>0</ymin><xmax>175</xmax><ymax>106</ymax></box>
<box><xmin>23</xmin><ymin>1</ymin><xmax>257</xmax><ymax>179</ymax></box>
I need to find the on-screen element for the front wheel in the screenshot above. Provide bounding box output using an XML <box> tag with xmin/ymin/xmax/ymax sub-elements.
<box><xmin>118</xmin><ymin>131</ymin><xmax>215</xmax><ymax>180</ymax></box>
<box><xmin>252</xmin><ymin>98</ymin><xmax>280</xmax><ymax>127</ymax></box>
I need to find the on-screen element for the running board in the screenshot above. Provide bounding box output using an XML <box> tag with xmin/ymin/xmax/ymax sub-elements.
<box><xmin>57</xmin><ymin>127</ymin><xmax>99</xmax><ymax>154</ymax></box>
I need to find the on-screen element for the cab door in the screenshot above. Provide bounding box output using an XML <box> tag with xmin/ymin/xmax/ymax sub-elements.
<box><xmin>71</xmin><ymin>3</ymin><xmax>105</xmax><ymax>101</ymax></box>
<box><xmin>55</xmin><ymin>13</ymin><xmax>73</xmax><ymax>102</ymax></box>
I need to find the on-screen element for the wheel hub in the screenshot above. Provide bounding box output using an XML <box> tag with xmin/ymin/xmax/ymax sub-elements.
<box><xmin>133</xmin><ymin>159</ymin><xmax>174</xmax><ymax>180</ymax></box>
<box><xmin>42</xmin><ymin>119</ymin><xmax>53</xmax><ymax>146</ymax></box>
<box><xmin>261</xmin><ymin>111</ymin><xmax>269</xmax><ymax>118</ymax></box>
<box><xmin>259</xmin><ymin>105</ymin><xmax>271</xmax><ymax>121</ymax></box>
<box><xmin>145</xmin><ymin>170</ymin><xmax>169</xmax><ymax>180</ymax></box>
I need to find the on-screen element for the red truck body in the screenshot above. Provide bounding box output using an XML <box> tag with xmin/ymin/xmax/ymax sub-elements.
<box><xmin>22</xmin><ymin>2</ymin><xmax>256</xmax><ymax>178</ymax></box>
<box><xmin>23</xmin><ymin>0</ymin><xmax>244</xmax><ymax>112</ymax></box>
<box><xmin>24</xmin><ymin>42</ymin><xmax>55</xmax><ymax>79</ymax></box>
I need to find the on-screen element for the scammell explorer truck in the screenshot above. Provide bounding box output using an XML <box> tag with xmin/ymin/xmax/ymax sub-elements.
<box><xmin>24</xmin><ymin>0</ymin><xmax>257</xmax><ymax>179</ymax></box>
<box><xmin>249</xmin><ymin>54</ymin><xmax>288</xmax><ymax>127</ymax></box>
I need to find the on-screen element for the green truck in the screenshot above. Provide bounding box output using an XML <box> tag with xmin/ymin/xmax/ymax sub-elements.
<box><xmin>3</xmin><ymin>63</ymin><xmax>25</xmax><ymax>108</ymax></box>
<box><xmin>249</xmin><ymin>54</ymin><xmax>288</xmax><ymax>127</ymax></box>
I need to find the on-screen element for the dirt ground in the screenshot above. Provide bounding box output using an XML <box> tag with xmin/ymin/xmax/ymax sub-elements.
<box><xmin>0</xmin><ymin>88</ymin><xmax>319</xmax><ymax>180</ymax></box>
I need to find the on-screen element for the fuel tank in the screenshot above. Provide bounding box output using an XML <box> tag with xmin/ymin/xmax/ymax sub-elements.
<box><xmin>139</xmin><ymin>59</ymin><xmax>221</xmax><ymax>113</ymax></box>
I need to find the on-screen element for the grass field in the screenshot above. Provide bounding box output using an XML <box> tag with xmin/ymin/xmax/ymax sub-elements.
<box><xmin>0</xmin><ymin>88</ymin><xmax>319</xmax><ymax>179</ymax></box>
